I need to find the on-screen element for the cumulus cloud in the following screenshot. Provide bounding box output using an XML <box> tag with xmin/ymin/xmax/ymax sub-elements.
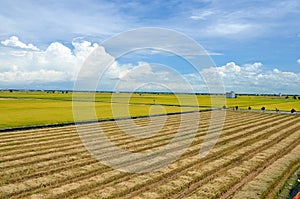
<box><xmin>217</xmin><ymin>62</ymin><xmax>241</xmax><ymax>77</ymax></box>
<box><xmin>111</xmin><ymin>61</ymin><xmax>300</xmax><ymax>94</ymax></box>
<box><xmin>0</xmin><ymin>36</ymin><xmax>99</xmax><ymax>88</ymax></box>
<box><xmin>1</xmin><ymin>36</ymin><xmax>39</xmax><ymax>51</ymax></box>
<box><xmin>0</xmin><ymin>36</ymin><xmax>150</xmax><ymax>90</ymax></box>
<box><xmin>0</xmin><ymin>36</ymin><xmax>299</xmax><ymax>94</ymax></box>
<box><xmin>208</xmin><ymin>62</ymin><xmax>300</xmax><ymax>94</ymax></box>
<box><xmin>105</xmin><ymin>62</ymin><xmax>134</xmax><ymax>80</ymax></box>
<box><xmin>72</xmin><ymin>38</ymin><xmax>99</xmax><ymax>60</ymax></box>
<box><xmin>297</xmin><ymin>59</ymin><xmax>300</xmax><ymax>64</ymax></box>
<box><xmin>112</xmin><ymin>63</ymin><xmax>195</xmax><ymax>93</ymax></box>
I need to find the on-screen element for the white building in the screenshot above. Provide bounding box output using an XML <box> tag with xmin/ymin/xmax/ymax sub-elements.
<box><xmin>226</xmin><ymin>91</ymin><xmax>236</xmax><ymax>98</ymax></box>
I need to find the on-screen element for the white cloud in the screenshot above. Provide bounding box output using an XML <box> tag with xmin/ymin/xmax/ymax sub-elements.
<box><xmin>110</xmin><ymin>60</ymin><xmax>300</xmax><ymax>94</ymax></box>
<box><xmin>1</xmin><ymin>35</ymin><xmax>299</xmax><ymax>94</ymax></box>
<box><xmin>297</xmin><ymin>59</ymin><xmax>300</xmax><ymax>64</ymax></box>
<box><xmin>113</xmin><ymin>63</ymin><xmax>195</xmax><ymax>93</ymax></box>
<box><xmin>105</xmin><ymin>62</ymin><xmax>134</xmax><ymax>80</ymax></box>
<box><xmin>0</xmin><ymin>36</ymin><xmax>162</xmax><ymax>90</ymax></box>
<box><xmin>0</xmin><ymin>36</ymin><xmax>100</xmax><ymax>88</ymax></box>
<box><xmin>1</xmin><ymin>36</ymin><xmax>39</xmax><ymax>51</ymax></box>
<box><xmin>0</xmin><ymin>69</ymin><xmax>67</xmax><ymax>84</ymax></box>
<box><xmin>207</xmin><ymin>62</ymin><xmax>300</xmax><ymax>94</ymax></box>
<box><xmin>190</xmin><ymin>10</ymin><xmax>214</xmax><ymax>20</ymax></box>
<box><xmin>72</xmin><ymin>38</ymin><xmax>99</xmax><ymax>60</ymax></box>
<box><xmin>273</xmin><ymin>68</ymin><xmax>280</xmax><ymax>73</ymax></box>
<box><xmin>206</xmin><ymin>23</ymin><xmax>254</xmax><ymax>36</ymax></box>
<box><xmin>219</xmin><ymin>62</ymin><xmax>241</xmax><ymax>74</ymax></box>
<box><xmin>243</xmin><ymin>62</ymin><xmax>263</xmax><ymax>72</ymax></box>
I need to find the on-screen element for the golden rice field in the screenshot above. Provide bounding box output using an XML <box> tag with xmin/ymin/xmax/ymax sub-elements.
<box><xmin>0</xmin><ymin>110</ymin><xmax>300</xmax><ymax>198</ymax></box>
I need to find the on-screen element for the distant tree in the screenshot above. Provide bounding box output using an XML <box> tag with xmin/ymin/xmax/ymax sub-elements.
<box><xmin>223</xmin><ymin>105</ymin><xmax>226</xmax><ymax>109</ymax></box>
<box><xmin>285</xmin><ymin>96</ymin><xmax>289</xmax><ymax>99</ymax></box>
<box><xmin>248</xmin><ymin>106</ymin><xmax>251</xmax><ymax>110</ymax></box>
<box><xmin>66</xmin><ymin>91</ymin><xmax>68</xmax><ymax>94</ymax></box>
<box><xmin>293</xmin><ymin>95</ymin><xmax>297</xmax><ymax>100</ymax></box>
<box><xmin>291</xmin><ymin>108</ymin><xmax>296</xmax><ymax>113</ymax></box>
<box><xmin>62</xmin><ymin>91</ymin><xmax>64</xmax><ymax>94</ymax></box>
<box><xmin>9</xmin><ymin>89</ymin><xmax>13</xmax><ymax>93</ymax></box>
<box><xmin>298</xmin><ymin>96</ymin><xmax>300</xmax><ymax>100</ymax></box>
<box><xmin>261</xmin><ymin>107</ymin><xmax>266</xmax><ymax>111</ymax></box>
<box><xmin>235</xmin><ymin>106</ymin><xmax>238</xmax><ymax>110</ymax></box>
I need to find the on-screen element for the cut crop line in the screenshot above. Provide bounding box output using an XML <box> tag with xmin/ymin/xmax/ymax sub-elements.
<box><xmin>114</xmin><ymin>117</ymin><xmax>300</xmax><ymax>199</ymax></box>
<box><xmin>57</xmin><ymin>116</ymin><xmax>297</xmax><ymax>198</ymax></box>
<box><xmin>0</xmin><ymin>112</ymin><xmax>272</xmax><ymax>185</ymax></box>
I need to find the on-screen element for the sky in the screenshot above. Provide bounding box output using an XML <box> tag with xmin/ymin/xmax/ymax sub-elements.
<box><xmin>0</xmin><ymin>0</ymin><xmax>300</xmax><ymax>94</ymax></box>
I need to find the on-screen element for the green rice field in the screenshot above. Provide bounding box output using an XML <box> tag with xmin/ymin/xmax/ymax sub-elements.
<box><xmin>0</xmin><ymin>91</ymin><xmax>299</xmax><ymax>129</ymax></box>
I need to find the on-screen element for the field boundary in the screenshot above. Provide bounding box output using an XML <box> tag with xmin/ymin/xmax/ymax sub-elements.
<box><xmin>0</xmin><ymin>108</ymin><xmax>217</xmax><ymax>133</ymax></box>
<box><xmin>2</xmin><ymin>108</ymin><xmax>299</xmax><ymax>133</ymax></box>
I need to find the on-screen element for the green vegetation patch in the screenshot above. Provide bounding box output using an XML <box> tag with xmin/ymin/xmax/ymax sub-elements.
<box><xmin>0</xmin><ymin>91</ymin><xmax>299</xmax><ymax>129</ymax></box>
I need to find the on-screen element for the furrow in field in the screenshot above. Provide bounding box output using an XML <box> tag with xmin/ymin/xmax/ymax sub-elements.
<box><xmin>0</xmin><ymin>155</ymin><xmax>97</xmax><ymax>185</ymax></box>
<box><xmin>186</xmin><ymin>124</ymin><xmax>300</xmax><ymax>198</ymax></box>
<box><xmin>0</xmin><ymin>162</ymin><xmax>118</xmax><ymax>199</ymax></box>
<box><xmin>0</xmin><ymin>113</ymin><xmax>183</xmax><ymax>143</ymax></box>
<box><xmin>0</xmin><ymin>111</ymin><xmax>271</xmax><ymax>185</ymax></box>
<box><xmin>264</xmin><ymin>160</ymin><xmax>300</xmax><ymax>199</ymax></box>
<box><xmin>105</xmin><ymin>115</ymin><xmax>260</xmax><ymax>154</ymax></box>
<box><xmin>0</xmin><ymin>111</ymin><xmax>264</xmax><ymax>149</ymax></box>
<box><xmin>0</xmin><ymin>112</ymin><xmax>255</xmax><ymax>179</ymax></box>
<box><xmin>0</xmin><ymin>114</ymin><xmax>188</xmax><ymax>158</ymax></box>
<box><xmin>72</xmin><ymin>114</ymin><xmax>291</xmax><ymax>167</ymax></box>
<box><xmin>0</xmin><ymin>112</ymin><xmax>272</xmax><ymax>197</ymax></box>
<box><xmin>47</xmin><ymin>114</ymin><xmax>296</xmax><ymax>198</ymax></box>
<box><xmin>0</xmin><ymin>112</ymin><xmax>292</xmax><ymax>195</ymax></box>
<box><xmin>0</xmin><ymin>111</ymin><xmax>270</xmax><ymax>167</ymax></box>
<box><xmin>231</xmin><ymin>143</ymin><xmax>300</xmax><ymax>199</ymax></box>
<box><xmin>0</xmin><ymin>111</ymin><xmax>264</xmax><ymax>144</ymax></box>
<box><xmin>0</xmin><ymin>127</ymin><xmax>76</xmax><ymax>142</ymax></box>
<box><xmin>125</xmin><ymin>119</ymin><xmax>299</xmax><ymax>199</ymax></box>
<box><xmin>111</xmin><ymin>113</ymin><xmax>276</xmax><ymax>153</ymax></box>
<box><xmin>99</xmin><ymin>116</ymin><xmax>300</xmax><ymax>199</ymax></box>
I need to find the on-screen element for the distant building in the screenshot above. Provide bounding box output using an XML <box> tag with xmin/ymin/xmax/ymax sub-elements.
<box><xmin>226</xmin><ymin>91</ymin><xmax>236</xmax><ymax>98</ymax></box>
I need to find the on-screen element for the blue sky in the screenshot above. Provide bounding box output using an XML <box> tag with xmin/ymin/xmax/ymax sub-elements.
<box><xmin>0</xmin><ymin>0</ymin><xmax>300</xmax><ymax>94</ymax></box>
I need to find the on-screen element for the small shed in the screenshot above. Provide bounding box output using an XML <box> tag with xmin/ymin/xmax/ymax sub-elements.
<box><xmin>226</xmin><ymin>91</ymin><xmax>236</xmax><ymax>98</ymax></box>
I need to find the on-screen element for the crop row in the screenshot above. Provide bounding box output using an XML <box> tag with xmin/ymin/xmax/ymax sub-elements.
<box><xmin>0</xmin><ymin>111</ymin><xmax>299</xmax><ymax>198</ymax></box>
<box><xmin>37</xmin><ymin>115</ymin><xmax>297</xmax><ymax>197</ymax></box>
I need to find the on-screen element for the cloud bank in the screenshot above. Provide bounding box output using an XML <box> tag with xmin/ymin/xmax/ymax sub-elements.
<box><xmin>0</xmin><ymin>36</ymin><xmax>99</xmax><ymax>88</ymax></box>
<box><xmin>210</xmin><ymin>62</ymin><xmax>300</xmax><ymax>94</ymax></box>
<box><xmin>0</xmin><ymin>36</ymin><xmax>299</xmax><ymax>94</ymax></box>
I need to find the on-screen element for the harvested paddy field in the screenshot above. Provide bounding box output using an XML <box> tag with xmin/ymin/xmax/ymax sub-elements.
<box><xmin>0</xmin><ymin>111</ymin><xmax>299</xmax><ymax>198</ymax></box>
